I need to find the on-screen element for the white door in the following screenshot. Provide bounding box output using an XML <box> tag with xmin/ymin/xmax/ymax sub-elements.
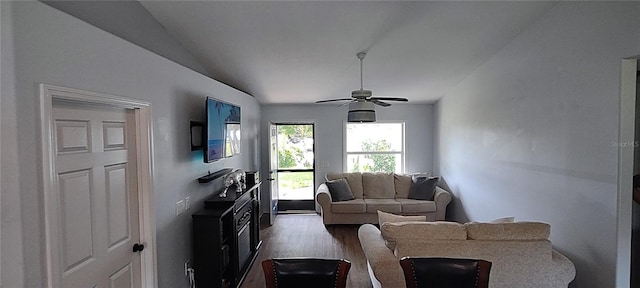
<box><xmin>268</xmin><ymin>123</ymin><xmax>278</xmax><ymax>225</ymax></box>
<box><xmin>49</xmin><ymin>101</ymin><xmax>141</xmax><ymax>288</ymax></box>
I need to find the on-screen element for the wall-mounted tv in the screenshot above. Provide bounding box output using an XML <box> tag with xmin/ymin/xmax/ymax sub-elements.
<box><xmin>204</xmin><ymin>97</ymin><xmax>241</xmax><ymax>163</ymax></box>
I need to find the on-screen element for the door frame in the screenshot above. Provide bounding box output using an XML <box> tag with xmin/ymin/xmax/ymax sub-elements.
<box><xmin>268</xmin><ymin>123</ymin><xmax>278</xmax><ymax>224</ymax></box>
<box><xmin>617</xmin><ymin>58</ymin><xmax>638</xmax><ymax>287</ymax></box>
<box><xmin>272</xmin><ymin>122</ymin><xmax>316</xmax><ymax>211</ymax></box>
<box><xmin>39</xmin><ymin>84</ymin><xmax>157</xmax><ymax>288</ymax></box>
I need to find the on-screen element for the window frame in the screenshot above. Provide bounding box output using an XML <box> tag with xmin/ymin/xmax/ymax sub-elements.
<box><xmin>343</xmin><ymin>121</ymin><xmax>405</xmax><ymax>173</ymax></box>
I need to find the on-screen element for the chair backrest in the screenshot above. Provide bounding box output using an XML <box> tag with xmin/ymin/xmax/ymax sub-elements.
<box><xmin>399</xmin><ymin>257</ymin><xmax>492</xmax><ymax>288</ymax></box>
<box><xmin>261</xmin><ymin>258</ymin><xmax>351</xmax><ymax>288</ymax></box>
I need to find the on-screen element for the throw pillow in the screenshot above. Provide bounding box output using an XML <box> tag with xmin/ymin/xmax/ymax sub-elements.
<box><xmin>326</xmin><ymin>172</ymin><xmax>363</xmax><ymax>198</ymax></box>
<box><xmin>491</xmin><ymin>216</ymin><xmax>515</xmax><ymax>223</ymax></box>
<box><xmin>325</xmin><ymin>178</ymin><xmax>355</xmax><ymax>202</ymax></box>
<box><xmin>408</xmin><ymin>176</ymin><xmax>439</xmax><ymax>200</ymax></box>
<box><xmin>377</xmin><ymin>210</ymin><xmax>426</xmax><ymax>225</ymax></box>
<box><xmin>393</xmin><ymin>174</ymin><xmax>412</xmax><ymax>199</ymax></box>
<box><xmin>362</xmin><ymin>172</ymin><xmax>395</xmax><ymax>198</ymax></box>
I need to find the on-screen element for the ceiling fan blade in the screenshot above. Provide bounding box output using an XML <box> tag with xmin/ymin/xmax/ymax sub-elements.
<box><xmin>338</xmin><ymin>100</ymin><xmax>355</xmax><ymax>107</ymax></box>
<box><xmin>370</xmin><ymin>99</ymin><xmax>391</xmax><ymax>107</ymax></box>
<box><xmin>315</xmin><ymin>98</ymin><xmax>353</xmax><ymax>103</ymax></box>
<box><xmin>370</xmin><ymin>97</ymin><xmax>408</xmax><ymax>102</ymax></box>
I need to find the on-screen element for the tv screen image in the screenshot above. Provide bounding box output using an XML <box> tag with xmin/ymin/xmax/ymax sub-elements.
<box><xmin>205</xmin><ymin>97</ymin><xmax>241</xmax><ymax>163</ymax></box>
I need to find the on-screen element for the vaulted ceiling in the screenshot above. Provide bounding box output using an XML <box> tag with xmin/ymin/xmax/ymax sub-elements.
<box><xmin>140</xmin><ymin>1</ymin><xmax>555</xmax><ymax>104</ymax></box>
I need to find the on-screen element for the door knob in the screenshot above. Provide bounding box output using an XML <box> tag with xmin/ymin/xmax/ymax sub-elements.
<box><xmin>132</xmin><ymin>243</ymin><xmax>145</xmax><ymax>253</ymax></box>
<box><xmin>266</xmin><ymin>178</ymin><xmax>274</xmax><ymax>181</ymax></box>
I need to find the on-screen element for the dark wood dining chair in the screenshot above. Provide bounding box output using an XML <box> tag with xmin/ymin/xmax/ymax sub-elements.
<box><xmin>399</xmin><ymin>257</ymin><xmax>492</xmax><ymax>288</ymax></box>
<box><xmin>261</xmin><ymin>258</ymin><xmax>351</xmax><ymax>288</ymax></box>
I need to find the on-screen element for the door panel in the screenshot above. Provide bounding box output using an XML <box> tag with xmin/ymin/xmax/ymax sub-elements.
<box><xmin>105</xmin><ymin>164</ymin><xmax>130</xmax><ymax>250</ymax></box>
<box><xmin>58</xmin><ymin>169</ymin><xmax>95</xmax><ymax>273</ymax></box>
<box><xmin>52</xmin><ymin>102</ymin><xmax>141</xmax><ymax>288</ymax></box>
<box><xmin>109</xmin><ymin>264</ymin><xmax>133</xmax><ymax>288</ymax></box>
<box><xmin>56</xmin><ymin>120</ymin><xmax>90</xmax><ymax>153</ymax></box>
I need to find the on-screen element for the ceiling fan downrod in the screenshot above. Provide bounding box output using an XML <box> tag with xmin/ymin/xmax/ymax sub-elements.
<box><xmin>357</xmin><ymin>51</ymin><xmax>366</xmax><ymax>91</ymax></box>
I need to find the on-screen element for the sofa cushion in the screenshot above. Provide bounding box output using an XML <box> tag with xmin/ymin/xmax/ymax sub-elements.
<box><xmin>362</xmin><ymin>172</ymin><xmax>395</xmax><ymax>199</ymax></box>
<box><xmin>331</xmin><ymin>198</ymin><xmax>366</xmax><ymax>214</ymax></box>
<box><xmin>396</xmin><ymin>198</ymin><xmax>436</xmax><ymax>214</ymax></box>
<box><xmin>325</xmin><ymin>178</ymin><xmax>355</xmax><ymax>202</ymax></box>
<box><xmin>377</xmin><ymin>210</ymin><xmax>426</xmax><ymax>225</ymax></box>
<box><xmin>408</xmin><ymin>176</ymin><xmax>439</xmax><ymax>200</ymax></box>
<box><xmin>364</xmin><ymin>199</ymin><xmax>401</xmax><ymax>214</ymax></box>
<box><xmin>465</xmin><ymin>222</ymin><xmax>550</xmax><ymax>240</ymax></box>
<box><xmin>394</xmin><ymin>174</ymin><xmax>412</xmax><ymax>199</ymax></box>
<box><xmin>326</xmin><ymin>172</ymin><xmax>364</xmax><ymax>198</ymax></box>
<box><xmin>381</xmin><ymin>221</ymin><xmax>466</xmax><ymax>250</ymax></box>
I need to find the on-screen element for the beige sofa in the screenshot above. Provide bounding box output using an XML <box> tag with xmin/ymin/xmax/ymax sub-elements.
<box><xmin>358</xmin><ymin>221</ymin><xmax>576</xmax><ymax>288</ymax></box>
<box><xmin>315</xmin><ymin>172</ymin><xmax>451</xmax><ymax>225</ymax></box>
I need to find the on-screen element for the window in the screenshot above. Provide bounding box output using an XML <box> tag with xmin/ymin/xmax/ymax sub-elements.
<box><xmin>345</xmin><ymin>122</ymin><xmax>404</xmax><ymax>173</ymax></box>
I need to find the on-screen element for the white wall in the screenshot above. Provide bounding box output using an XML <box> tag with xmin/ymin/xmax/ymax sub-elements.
<box><xmin>435</xmin><ymin>2</ymin><xmax>640</xmax><ymax>287</ymax></box>
<box><xmin>42</xmin><ymin>0</ymin><xmax>211</xmax><ymax>77</ymax></box>
<box><xmin>0</xmin><ymin>2</ymin><xmax>260</xmax><ymax>287</ymax></box>
<box><xmin>259</xmin><ymin>104</ymin><xmax>435</xmax><ymax>213</ymax></box>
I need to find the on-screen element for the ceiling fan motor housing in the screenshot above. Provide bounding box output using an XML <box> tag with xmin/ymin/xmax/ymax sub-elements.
<box><xmin>352</xmin><ymin>89</ymin><xmax>372</xmax><ymax>98</ymax></box>
<box><xmin>347</xmin><ymin>101</ymin><xmax>376</xmax><ymax>122</ymax></box>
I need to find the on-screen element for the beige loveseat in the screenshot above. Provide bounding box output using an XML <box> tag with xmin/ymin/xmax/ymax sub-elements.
<box><xmin>358</xmin><ymin>221</ymin><xmax>576</xmax><ymax>288</ymax></box>
<box><xmin>315</xmin><ymin>172</ymin><xmax>451</xmax><ymax>225</ymax></box>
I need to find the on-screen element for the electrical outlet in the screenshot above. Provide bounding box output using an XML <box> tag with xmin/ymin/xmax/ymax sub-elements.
<box><xmin>176</xmin><ymin>200</ymin><xmax>186</xmax><ymax>216</ymax></box>
<box><xmin>185</xmin><ymin>196</ymin><xmax>191</xmax><ymax>210</ymax></box>
<box><xmin>184</xmin><ymin>260</ymin><xmax>190</xmax><ymax>276</ymax></box>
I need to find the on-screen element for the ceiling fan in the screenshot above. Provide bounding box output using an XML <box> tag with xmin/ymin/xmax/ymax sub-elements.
<box><xmin>316</xmin><ymin>51</ymin><xmax>408</xmax><ymax>122</ymax></box>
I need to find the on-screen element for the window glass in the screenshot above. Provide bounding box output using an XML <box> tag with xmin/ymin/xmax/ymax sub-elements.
<box><xmin>346</xmin><ymin>123</ymin><xmax>403</xmax><ymax>152</ymax></box>
<box><xmin>345</xmin><ymin>123</ymin><xmax>404</xmax><ymax>173</ymax></box>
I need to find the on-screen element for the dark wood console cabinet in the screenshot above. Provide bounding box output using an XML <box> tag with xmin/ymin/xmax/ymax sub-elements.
<box><xmin>193</xmin><ymin>182</ymin><xmax>261</xmax><ymax>288</ymax></box>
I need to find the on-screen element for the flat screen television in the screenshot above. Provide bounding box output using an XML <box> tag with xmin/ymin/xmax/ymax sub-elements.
<box><xmin>204</xmin><ymin>97</ymin><xmax>241</xmax><ymax>163</ymax></box>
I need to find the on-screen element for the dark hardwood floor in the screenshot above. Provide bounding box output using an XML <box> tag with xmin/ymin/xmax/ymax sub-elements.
<box><xmin>240</xmin><ymin>214</ymin><xmax>373</xmax><ymax>288</ymax></box>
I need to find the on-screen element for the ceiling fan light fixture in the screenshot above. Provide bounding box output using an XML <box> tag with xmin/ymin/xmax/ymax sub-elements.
<box><xmin>347</xmin><ymin>101</ymin><xmax>376</xmax><ymax>123</ymax></box>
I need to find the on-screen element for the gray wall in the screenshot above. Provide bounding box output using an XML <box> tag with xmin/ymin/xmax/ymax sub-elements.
<box><xmin>1</xmin><ymin>2</ymin><xmax>22</xmax><ymax>287</ymax></box>
<box><xmin>435</xmin><ymin>2</ymin><xmax>639</xmax><ymax>287</ymax></box>
<box><xmin>0</xmin><ymin>2</ymin><xmax>260</xmax><ymax>287</ymax></box>
<box><xmin>42</xmin><ymin>0</ymin><xmax>211</xmax><ymax>77</ymax></box>
<box><xmin>633</xmin><ymin>74</ymin><xmax>640</xmax><ymax>287</ymax></box>
<box><xmin>259</xmin><ymin>104</ymin><xmax>435</xmax><ymax>213</ymax></box>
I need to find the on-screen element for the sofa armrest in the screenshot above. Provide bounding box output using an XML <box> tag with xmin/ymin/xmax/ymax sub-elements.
<box><xmin>550</xmin><ymin>249</ymin><xmax>576</xmax><ymax>287</ymax></box>
<box><xmin>358</xmin><ymin>224</ymin><xmax>405</xmax><ymax>288</ymax></box>
<box><xmin>433</xmin><ymin>187</ymin><xmax>452</xmax><ymax>220</ymax></box>
<box><xmin>316</xmin><ymin>183</ymin><xmax>332</xmax><ymax>208</ymax></box>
